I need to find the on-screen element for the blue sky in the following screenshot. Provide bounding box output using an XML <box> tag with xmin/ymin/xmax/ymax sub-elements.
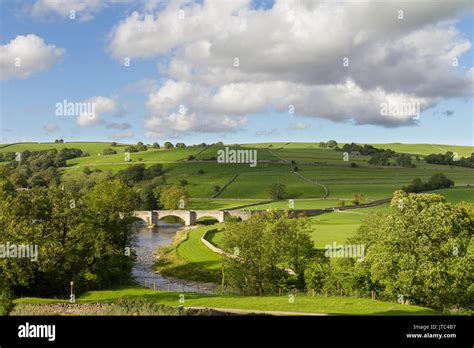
<box><xmin>1</xmin><ymin>0</ymin><xmax>473</xmax><ymax>146</ymax></box>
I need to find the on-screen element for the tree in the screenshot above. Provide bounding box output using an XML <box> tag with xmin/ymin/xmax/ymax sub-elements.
<box><xmin>319</xmin><ymin>142</ymin><xmax>327</xmax><ymax>148</ymax></box>
<box><xmin>159</xmin><ymin>185</ymin><xmax>189</xmax><ymax>209</ymax></box>
<box><xmin>268</xmin><ymin>183</ymin><xmax>287</xmax><ymax>200</ymax></box>
<box><xmin>0</xmin><ymin>282</ymin><xmax>14</xmax><ymax>315</ymax></box>
<box><xmin>125</xmin><ymin>145</ymin><xmax>138</xmax><ymax>153</ymax></box>
<box><xmin>222</xmin><ymin>211</ymin><xmax>315</xmax><ymax>295</ymax></box>
<box><xmin>327</xmin><ymin>140</ymin><xmax>337</xmax><ymax>148</ymax></box>
<box><xmin>175</xmin><ymin>142</ymin><xmax>186</xmax><ymax>148</ymax></box>
<box><xmin>116</xmin><ymin>164</ymin><xmax>145</xmax><ymax>184</ymax></box>
<box><xmin>152</xmin><ymin>142</ymin><xmax>160</xmax><ymax>149</ymax></box>
<box><xmin>350</xmin><ymin>191</ymin><xmax>474</xmax><ymax>309</ymax></box>
<box><xmin>101</xmin><ymin>148</ymin><xmax>117</xmax><ymax>155</ymax></box>
<box><xmin>164</xmin><ymin>142</ymin><xmax>174</xmax><ymax>149</ymax></box>
<box><xmin>143</xmin><ymin>164</ymin><xmax>163</xmax><ymax>180</ymax></box>
<box><xmin>0</xmin><ymin>180</ymin><xmax>139</xmax><ymax>297</ymax></box>
<box><xmin>396</xmin><ymin>154</ymin><xmax>414</xmax><ymax>168</ymax></box>
<box><xmin>136</xmin><ymin>142</ymin><xmax>148</xmax><ymax>152</ymax></box>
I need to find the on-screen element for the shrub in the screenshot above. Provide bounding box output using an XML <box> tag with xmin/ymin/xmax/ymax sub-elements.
<box><xmin>101</xmin><ymin>148</ymin><xmax>117</xmax><ymax>155</ymax></box>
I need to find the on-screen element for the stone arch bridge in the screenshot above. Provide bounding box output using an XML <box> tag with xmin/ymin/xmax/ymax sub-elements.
<box><xmin>133</xmin><ymin>210</ymin><xmax>255</xmax><ymax>227</ymax></box>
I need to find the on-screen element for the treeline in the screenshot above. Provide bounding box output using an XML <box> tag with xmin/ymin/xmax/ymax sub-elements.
<box><xmin>0</xmin><ymin>148</ymin><xmax>88</xmax><ymax>188</ymax></box>
<box><xmin>0</xmin><ymin>180</ymin><xmax>139</xmax><ymax>299</ymax></box>
<box><xmin>341</xmin><ymin>142</ymin><xmax>415</xmax><ymax>167</ymax></box>
<box><xmin>426</xmin><ymin>152</ymin><xmax>474</xmax><ymax>168</ymax></box>
<box><xmin>402</xmin><ymin>173</ymin><xmax>454</xmax><ymax>193</ymax></box>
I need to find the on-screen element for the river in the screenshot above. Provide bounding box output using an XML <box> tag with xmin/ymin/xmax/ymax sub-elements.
<box><xmin>131</xmin><ymin>222</ymin><xmax>216</xmax><ymax>294</ymax></box>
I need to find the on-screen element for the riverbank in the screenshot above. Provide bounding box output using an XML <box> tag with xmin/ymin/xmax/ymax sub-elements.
<box><xmin>154</xmin><ymin>224</ymin><xmax>223</xmax><ymax>284</ymax></box>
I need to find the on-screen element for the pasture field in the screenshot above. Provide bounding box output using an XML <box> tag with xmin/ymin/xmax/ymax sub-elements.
<box><xmin>244</xmin><ymin>142</ymin><xmax>474</xmax><ymax>157</ymax></box>
<box><xmin>3</xmin><ymin>141</ymin><xmax>474</xmax><ymax>204</ymax></box>
<box><xmin>0</xmin><ymin>141</ymin><xmax>122</xmax><ymax>154</ymax></box>
<box><xmin>14</xmin><ymin>285</ymin><xmax>437</xmax><ymax>315</ymax></box>
<box><xmin>187</xmin><ymin>199</ymin><xmax>265</xmax><ymax>210</ymax></box>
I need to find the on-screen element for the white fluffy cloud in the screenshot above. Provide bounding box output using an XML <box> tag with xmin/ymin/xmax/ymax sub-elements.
<box><xmin>111</xmin><ymin>131</ymin><xmax>134</xmax><ymax>140</ymax></box>
<box><xmin>76</xmin><ymin>96</ymin><xmax>116</xmax><ymax>127</ymax></box>
<box><xmin>27</xmin><ymin>0</ymin><xmax>132</xmax><ymax>21</ymax></box>
<box><xmin>43</xmin><ymin>123</ymin><xmax>60</xmax><ymax>133</ymax></box>
<box><xmin>107</xmin><ymin>0</ymin><xmax>473</xmax><ymax>136</ymax></box>
<box><xmin>0</xmin><ymin>35</ymin><xmax>65</xmax><ymax>80</ymax></box>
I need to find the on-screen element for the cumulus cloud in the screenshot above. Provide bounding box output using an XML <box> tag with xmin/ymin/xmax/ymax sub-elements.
<box><xmin>26</xmin><ymin>0</ymin><xmax>133</xmax><ymax>21</ymax></box>
<box><xmin>43</xmin><ymin>123</ymin><xmax>60</xmax><ymax>133</ymax></box>
<box><xmin>107</xmin><ymin>0</ymin><xmax>473</xmax><ymax>136</ymax></box>
<box><xmin>76</xmin><ymin>96</ymin><xmax>116</xmax><ymax>127</ymax></box>
<box><xmin>0</xmin><ymin>35</ymin><xmax>65</xmax><ymax>80</ymax></box>
<box><xmin>106</xmin><ymin>121</ymin><xmax>132</xmax><ymax>130</ymax></box>
<box><xmin>111</xmin><ymin>131</ymin><xmax>134</xmax><ymax>140</ymax></box>
<box><xmin>289</xmin><ymin>122</ymin><xmax>309</xmax><ymax>130</ymax></box>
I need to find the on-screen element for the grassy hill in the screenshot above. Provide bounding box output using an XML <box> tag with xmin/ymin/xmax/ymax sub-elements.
<box><xmin>2</xmin><ymin>141</ymin><xmax>473</xmax><ymax>204</ymax></box>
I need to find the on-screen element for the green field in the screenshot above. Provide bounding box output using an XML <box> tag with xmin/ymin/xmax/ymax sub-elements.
<box><xmin>14</xmin><ymin>285</ymin><xmax>437</xmax><ymax>315</ymax></box>
<box><xmin>3</xmin><ymin>141</ymin><xmax>474</xmax><ymax>204</ymax></box>
<box><xmin>245</xmin><ymin>142</ymin><xmax>474</xmax><ymax>157</ymax></box>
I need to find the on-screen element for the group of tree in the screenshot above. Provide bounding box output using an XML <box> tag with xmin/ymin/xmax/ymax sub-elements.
<box><xmin>125</xmin><ymin>141</ymin><xmax>148</xmax><ymax>153</ymax></box>
<box><xmin>341</xmin><ymin>143</ymin><xmax>391</xmax><ymax>156</ymax></box>
<box><xmin>319</xmin><ymin>140</ymin><xmax>338</xmax><ymax>148</ymax></box>
<box><xmin>395</xmin><ymin>153</ymin><xmax>415</xmax><ymax>168</ymax></box>
<box><xmin>268</xmin><ymin>183</ymin><xmax>287</xmax><ymax>200</ymax></box>
<box><xmin>101</xmin><ymin>148</ymin><xmax>117</xmax><ymax>155</ymax></box>
<box><xmin>0</xmin><ymin>180</ymin><xmax>139</xmax><ymax>301</ymax></box>
<box><xmin>0</xmin><ymin>148</ymin><xmax>87</xmax><ymax>188</ymax></box>
<box><xmin>115</xmin><ymin>164</ymin><xmax>164</xmax><ymax>184</ymax></box>
<box><xmin>402</xmin><ymin>173</ymin><xmax>454</xmax><ymax>193</ymax></box>
<box><xmin>220</xmin><ymin>192</ymin><xmax>474</xmax><ymax>311</ymax></box>
<box><xmin>306</xmin><ymin>191</ymin><xmax>473</xmax><ymax>310</ymax></box>
<box><xmin>222</xmin><ymin>211</ymin><xmax>319</xmax><ymax>294</ymax></box>
<box><xmin>426</xmin><ymin>152</ymin><xmax>474</xmax><ymax>169</ymax></box>
<box><xmin>54</xmin><ymin>139</ymin><xmax>64</xmax><ymax>143</ymax></box>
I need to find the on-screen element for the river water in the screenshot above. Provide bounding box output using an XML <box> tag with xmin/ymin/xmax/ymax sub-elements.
<box><xmin>131</xmin><ymin>222</ymin><xmax>216</xmax><ymax>294</ymax></box>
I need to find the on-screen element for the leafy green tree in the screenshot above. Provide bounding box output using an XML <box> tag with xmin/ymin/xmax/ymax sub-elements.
<box><xmin>143</xmin><ymin>164</ymin><xmax>163</xmax><ymax>180</ymax></box>
<box><xmin>222</xmin><ymin>211</ymin><xmax>315</xmax><ymax>295</ymax></box>
<box><xmin>125</xmin><ymin>145</ymin><xmax>138</xmax><ymax>153</ymax></box>
<box><xmin>101</xmin><ymin>148</ymin><xmax>117</xmax><ymax>155</ymax></box>
<box><xmin>268</xmin><ymin>183</ymin><xmax>287</xmax><ymax>200</ymax></box>
<box><xmin>164</xmin><ymin>142</ymin><xmax>174</xmax><ymax>149</ymax></box>
<box><xmin>136</xmin><ymin>142</ymin><xmax>148</xmax><ymax>151</ymax></box>
<box><xmin>159</xmin><ymin>185</ymin><xmax>189</xmax><ymax>209</ymax></box>
<box><xmin>327</xmin><ymin>140</ymin><xmax>337</xmax><ymax>148</ymax></box>
<box><xmin>0</xmin><ymin>282</ymin><xmax>14</xmax><ymax>315</ymax></box>
<box><xmin>175</xmin><ymin>142</ymin><xmax>186</xmax><ymax>148</ymax></box>
<box><xmin>0</xmin><ymin>180</ymin><xmax>139</xmax><ymax>297</ymax></box>
<box><xmin>152</xmin><ymin>142</ymin><xmax>160</xmax><ymax>149</ymax></box>
<box><xmin>351</xmin><ymin>191</ymin><xmax>474</xmax><ymax>309</ymax></box>
<box><xmin>116</xmin><ymin>164</ymin><xmax>145</xmax><ymax>184</ymax></box>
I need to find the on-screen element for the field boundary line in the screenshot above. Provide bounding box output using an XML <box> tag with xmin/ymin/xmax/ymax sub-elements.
<box><xmin>268</xmin><ymin>149</ymin><xmax>329</xmax><ymax>198</ymax></box>
<box><xmin>185</xmin><ymin>306</ymin><xmax>328</xmax><ymax>316</ymax></box>
<box><xmin>212</xmin><ymin>174</ymin><xmax>239</xmax><ymax>198</ymax></box>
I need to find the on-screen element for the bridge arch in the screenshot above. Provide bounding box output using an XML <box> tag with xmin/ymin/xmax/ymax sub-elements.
<box><xmin>155</xmin><ymin>210</ymin><xmax>193</xmax><ymax>226</ymax></box>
